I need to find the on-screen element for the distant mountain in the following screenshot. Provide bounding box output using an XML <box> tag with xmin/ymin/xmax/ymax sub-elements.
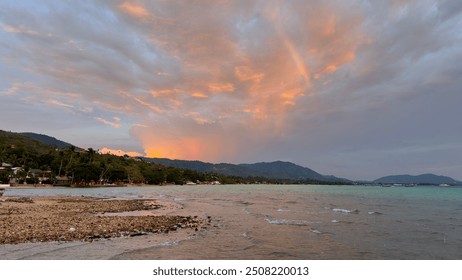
<box><xmin>0</xmin><ymin>130</ymin><xmax>57</xmax><ymax>154</ymax></box>
<box><xmin>144</xmin><ymin>158</ymin><xmax>350</xmax><ymax>183</ymax></box>
<box><xmin>239</xmin><ymin>161</ymin><xmax>327</xmax><ymax>181</ymax></box>
<box><xmin>9</xmin><ymin>130</ymin><xmax>460</xmax><ymax>186</ymax></box>
<box><xmin>19</xmin><ymin>132</ymin><xmax>75</xmax><ymax>149</ymax></box>
<box><xmin>374</xmin><ymin>174</ymin><xmax>461</xmax><ymax>185</ymax></box>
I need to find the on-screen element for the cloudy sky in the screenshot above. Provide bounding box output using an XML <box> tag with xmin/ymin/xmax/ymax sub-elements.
<box><xmin>1</xmin><ymin>0</ymin><xmax>462</xmax><ymax>180</ymax></box>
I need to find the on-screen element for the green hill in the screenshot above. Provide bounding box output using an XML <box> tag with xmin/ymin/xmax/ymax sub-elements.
<box><xmin>19</xmin><ymin>132</ymin><xmax>76</xmax><ymax>149</ymax></box>
<box><xmin>373</xmin><ymin>174</ymin><xmax>461</xmax><ymax>185</ymax></box>
<box><xmin>0</xmin><ymin>130</ymin><xmax>255</xmax><ymax>185</ymax></box>
<box><xmin>144</xmin><ymin>158</ymin><xmax>350</xmax><ymax>183</ymax></box>
<box><xmin>0</xmin><ymin>130</ymin><xmax>57</xmax><ymax>158</ymax></box>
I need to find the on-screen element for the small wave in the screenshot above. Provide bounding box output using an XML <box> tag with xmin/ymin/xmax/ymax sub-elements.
<box><xmin>368</xmin><ymin>211</ymin><xmax>383</xmax><ymax>215</ymax></box>
<box><xmin>311</xmin><ymin>229</ymin><xmax>323</xmax><ymax>234</ymax></box>
<box><xmin>240</xmin><ymin>232</ymin><xmax>253</xmax><ymax>240</ymax></box>
<box><xmin>265</xmin><ymin>218</ymin><xmax>319</xmax><ymax>225</ymax></box>
<box><xmin>152</xmin><ymin>234</ymin><xmax>197</xmax><ymax>248</ymax></box>
<box><xmin>331</xmin><ymin>219</ymin><xmax>339</xmax><ymax>223</ymax></box>
<box><xmin>332</xmin><ymin>208</ymin><xmax>359</xmax><ymax>214</ymax></box>
<box><xmin>276</xmin><ymin>208</ymin><xmax>291</xmax><ymax>212</ymax></box>
<box><xmin>153</xmin><ymin>241</ymin><xmax>179</xmax><ymax>247</ymax></box>
<box><xmin>238</xmin><ymin>201</ymin><xmax>253</xmax><ymax>205</ymax></box>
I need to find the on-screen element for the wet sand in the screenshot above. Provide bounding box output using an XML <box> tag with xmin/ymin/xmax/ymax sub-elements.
<box><xmin>0</xmin><ymin>196</ymin><xmax>203</xmax><ymax>244</ymax></box>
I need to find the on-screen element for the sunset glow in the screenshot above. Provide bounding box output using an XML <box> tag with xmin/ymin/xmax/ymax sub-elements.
<box><xmin>1</xmin><ymin>0</ymin><xmax>461</xmax><ymax>179</ymax></box>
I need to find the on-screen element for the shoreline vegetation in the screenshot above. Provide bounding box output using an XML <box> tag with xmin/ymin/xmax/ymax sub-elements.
<box><xmin>0</xmin><ymin>130</ymin><xmax>348</xmax><ymax>186</ymax></box>
<box><xmin>2</xmin><ymin>131</ymin><xmax>461</xmax><ymax>187</ymax></box>
<box><xmin>0</xmin><ymin>196</ymin><xmax>205</xmax><ymax>245</ymax></box>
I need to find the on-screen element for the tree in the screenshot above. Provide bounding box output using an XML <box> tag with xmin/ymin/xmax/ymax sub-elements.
<box><xmin>0</xmin><ymin>169</ymin><xmax>11</xmax><ymax>183</ymax></box>
<box><xmin>141</xmin><ymin>166</ymin><xmax>166</xmax><ymax>184</ymax></box>
<box><xmin>126</xmin><ymin>165</ymin><xmax>144</xmax><ymax>184</ymax></box>
<box><xmin>72</xmin><ymin>163</ymin><xmax>101</xmax><ymax>184</ymax></box>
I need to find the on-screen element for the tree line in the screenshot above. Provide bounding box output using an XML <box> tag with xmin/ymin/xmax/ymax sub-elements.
<box><xmin>0</xmin><ymin>131</ymin><xmax>347</xmax><ymax>186</ymax></box>
<box><xmin>0</xmin><ymin>142</ymin><xmax>247</xmax><ymax>185</ymax></box>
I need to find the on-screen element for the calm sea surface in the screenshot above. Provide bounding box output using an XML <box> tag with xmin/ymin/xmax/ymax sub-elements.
<box><xmin>2</xmin><ymin>184</ymin><xmax>462</xmax><ymax>259</ymax></box>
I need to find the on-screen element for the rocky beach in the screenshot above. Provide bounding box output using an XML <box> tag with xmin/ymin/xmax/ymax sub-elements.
<box><xmin>0</xmin><ymin>196</ymin><xmax>203</xmax><ymax>244</ymax></box>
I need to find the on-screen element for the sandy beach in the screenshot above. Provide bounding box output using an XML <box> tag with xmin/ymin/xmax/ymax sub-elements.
<box><xmin>0</xmin><ymin>196</ymin><xmax>203</xmax><ymax>244</ymax></box>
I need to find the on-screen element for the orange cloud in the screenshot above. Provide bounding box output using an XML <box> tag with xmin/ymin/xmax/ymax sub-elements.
<box><xmin>321</xmin><ymin>14</ymin><xmax>337</xmax><ymax>36</ymax></box>
<box><xmin>280</xmin><ymin>87</ymin><xmax>304</xmax><ymax>106</ymax></box>
<box><xmin>118</xmin><ymin>2</ymin><xmax>150</xmax><ymax>18</ymax></box>
<box><xmin>150</xmin><ymin>89</ymin><xmax>180</xmax><ymax>97</ymax></box>
<box><xmin>94</xmin><ymin>117</ymin><xmax>121</xmax><ymax>128</ymax></box>
<box><xmin>129</xmin><ymin>94</ymin><xmax>163</xmax><ymax>113</ymax></box>
<box><xmin>144</xmin><ymin>137</ymin><xmax>200</xmax><ymax>159</ymax></box>
<box><xmin>47</xmin><ymin>99</ymin><xmax>74</xmax><ymax>109</ymax></box>
<box><xmin>282</xmin><ymin>36</ymin><xmax>311</xmax><ymax>89</ymax></box>
<box><xmin>99</xmin><ymin>147</ymin><xmax>144</xmax><ymax>157</ymax></box>
<box><xmin>131</xmin><ymin>122</ymin><xmax>242</xmax><ymax>163</ymax></box>
<box><xmin>122</xmin><ymin>1</ymin><xmax>364</xmax><ymax>161</ymax></box>
<box><xmin>207</xmin><ymin>83</ymin><xmax>235</xmax><ymax>93</ymax></box>
<box><xmin>314</xmin><ymin>65</ymin><xmax>338</xmax><ymax>79</ymax></box>
<box><xmin>142</xmin><ymin>134</ymin><xmax>223</xmax><ymax>161</ymax></box>
<box><xmin>234</xmin><ymin>66</ymin><xmax>265</xmax><ymax>83</ymax></box>
<box><xmin>191</xmin><ymin>92</ymin><xmax>209</xmax><ymax>99</ymax></box>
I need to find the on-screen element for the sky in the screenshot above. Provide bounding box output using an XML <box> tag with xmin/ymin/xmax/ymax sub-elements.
<box><xmin>1</xmin><ymin>0</ymin><xmax>462</xmax><ymax>180</ymax></box>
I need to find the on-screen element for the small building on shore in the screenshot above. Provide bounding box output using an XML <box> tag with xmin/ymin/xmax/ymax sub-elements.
<box><xmin>28</xmin><ymin>169</ymin><xmax>53</xmax><ymax>184</ymax></box>
<box><xmin>54</xmin><ymin>176</ymin><xmax>71</xmax><ymax>186</ymax></box>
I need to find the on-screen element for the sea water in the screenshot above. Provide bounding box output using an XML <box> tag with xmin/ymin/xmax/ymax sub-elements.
<box><xmin>1</xmin><ymin>184</ymin><xmax>462</xmax><ymax>259</ymax></box>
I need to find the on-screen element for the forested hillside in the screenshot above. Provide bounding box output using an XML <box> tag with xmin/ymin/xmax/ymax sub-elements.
<box><xmin>0</xmin><ymin>130</ymin><xmax>241</xmax><ymax>185</ymax></box>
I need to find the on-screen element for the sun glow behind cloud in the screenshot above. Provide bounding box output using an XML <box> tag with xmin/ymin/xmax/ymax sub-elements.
<box><xmin>0</xmin><ymin>1</ymin><xmax>365</xmax><ymax>162</ymax></box>
<box><xmin>95</xmin><ymin>1</ymin><xmax>365</xmax><ymax>162</ymax></box>
<box><xmin>99</xmin><ymin>147</ymin><xmax>143</xmax><ymax>157</ymax></box>
<box><xmin>2</xmin><ymin>0</ymin><xmax>461</xmax><ymax>178</ymax></box>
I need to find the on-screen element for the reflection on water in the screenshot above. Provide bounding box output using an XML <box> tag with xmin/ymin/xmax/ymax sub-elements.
<box><xmin>2</xmin><ymin>184</ymin><xmax>462</xmax><ymax>259</ymax></box>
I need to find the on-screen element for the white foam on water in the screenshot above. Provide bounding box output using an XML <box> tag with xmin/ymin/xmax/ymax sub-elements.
<box><xmin>154</xmin><ymin>241</ymin><xmax>179</xmax><ymax>247</ymax></box>
<box><xmin>332</xmin><ymin>208</ymin><xmax>359</xmax><ymax>214</ymax></box>
<box><xmin>242</xmin><ymin>208</ymin><xmax>251</xmax><ymax>215</ymax></box>
<box><xmin>265</xmin><ymin>218</ymin><xmax>319</xmax><ymax>225</ymax></box>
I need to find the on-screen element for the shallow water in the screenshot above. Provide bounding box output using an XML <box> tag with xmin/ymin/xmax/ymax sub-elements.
<box><xmin>1</xmin><ymin>184</ymin><xmax>462</xmax><ymax>259</ymax></box>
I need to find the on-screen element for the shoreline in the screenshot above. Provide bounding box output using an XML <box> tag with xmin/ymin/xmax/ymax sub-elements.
<box><xmin>0</xmin><ymin>196</ymin><xmax>204</xmax><ymax>245</ymax></box>
<box><xmin>3</xmin><ymin>183</ymin><xmax>184</xmax><ymax>189</ymax></box>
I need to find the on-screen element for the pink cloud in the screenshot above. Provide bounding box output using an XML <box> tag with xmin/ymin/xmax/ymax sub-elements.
<box><xmin>118</xmin><ymin>2</ymin><xmax>150</xmax><ymax>19</ymax></box>
<box><xmin>94</xmin><ymin>117</ymin><xmax>121</xmax><ymax>128</ymax></box>
<box><xmin>113</xmin><ymin>1</ymin><xmax>366</xmax><ymax>161</ymax></box>
<box><xmin>99</xmin><ymin>147</ymin><xmax>144</xmax><ymax>157</ymax></box>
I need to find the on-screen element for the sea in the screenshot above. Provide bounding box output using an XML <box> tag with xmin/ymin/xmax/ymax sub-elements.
<box><xmin>1</xmin><ymin>184</ymin><xmax>462</xmax><ymax>260</ymax></box>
